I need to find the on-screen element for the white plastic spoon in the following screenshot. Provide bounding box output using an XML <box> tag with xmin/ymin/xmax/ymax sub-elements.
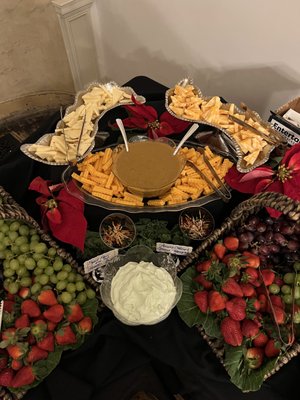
<box><xmin>173</xmin><ymin>123</ymin><xmax>199</xmax><ymax>156</ymax></box>
<box><xmin>116</xmin><ymin>118</ymin><xmax>129</xmax><ymax>152</ymax></box>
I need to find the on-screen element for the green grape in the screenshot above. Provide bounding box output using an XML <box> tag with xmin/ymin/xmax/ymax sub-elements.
<box><xmin>39</xmin><ymin>274</ymin><xmax>50</xmax><ymax>285</ymax></box>
<box><xmin>30</xmin><ymin>234</ymin><xmax>40</xmax><ymax>243</ymax></box>
<box><xmin>32</xmin><ymin>253</ymin><xmax>44</xmax><ymax>261</ymax></box>
<box><xmin>48</xmin><ymin>247</ymin><xmax>57</xmax><ymax>257</ymax></box>
<box><xmin>19</xmin><ymin>243</ymin><xmax>30</xmax><ymax>253</ymax></box>
<box><xmin>0</xmin><ymin>224</ymin><xmax>9</xmax><ymax>234</ymax></box>
<box><xmin>0</xmin><ymin>250</ymin><xmax>6</xmax><ymax>259</ymax></box>
<box><xmin>25</xmin><ymin>257</ymin><xmax>36</xmax><ymax>270</ymax></box>
<box><xmin>56</xmin><ymin>280</ymin><xmax>67</xmax><ymax>291</ymax></box>
<box><xmin>4</xmin><ymin>250</ymin><xmax>13</xmax><ymax>259</ymax></box>
<box><xmin>86</xmin><ymin>288</ymin><xmax>96</xmax><ymax>299</ymax></box>
<box><xmin>281</xmin><ymin>284</ymin><xmax>291</xmax><ymax>294</ymax></box>
<box><xmin>45</xmin><ymin>266</ymin><xmax>54</xmax><ymax>276</ymax></box>
<box><xmin>72</xmin><ymin>293</ymin><xmax>76</xmax><ymax>299</ymax></box>
<box><xmin>15</xmin><ymin>236</ymin><xmax>27</xmax><ymax>246</ymax></box>
<box><xmin>60</xmin><ymin>291</ymin><xmax>73</xmax><ymax>304</ymax></box>
<box><xmin>75</xmin><ymin>274</ymin><xmax>83</xmax><ymax>282</ymax></box>
<box><xmin>16</xmin><ymin>266</ymin><xmax>27</xmax><ymax>277</ymax></box>
<box><xmin>0</xmin><ymin>242</ymin><xmax>6</xmax><ymax>251</ymax></box>
<box><xmin>9</xmin><ymin>259</ymin><xmax>20</xmax><ymax>270</ymax></box>
<box><xmin>284</xmin><ymin>272</ymin><xmax>295</xmax><ymax>284</ymax></box>
<box><xmin>33</xmin><ymin>267</ymin><xmax>44</xmax><ymax>276</ymax></box>
<box><xmin>75</xmin><ymin>281</ymin><xmax>85</xmax><ymax>292</ymax></box>
<box><xmin>9</xmin><ymin>221</ymin><xmax>20</xmax><ymax>232</ymax></box>
<box><xmin>295</xmin><ymin>275</ymin><xmax>300</xmax><ymax>285</ymax></box>
<box><xmin>76</xmin><ymin>292</ymin><xmax>87</xmax><ymax>305</ymax></box>
<box><xmin>31</xmin><ymin>282</ymin><xmax>42</xmax><ymax>295</ymax></box>
<box><xmin>283</xmin><ymin>294</ymin><xmax>293</xmax><ymax>304</ymax></box>
<box><xmin>3</xmin><ymin>237</ymin><xmax>11</xmax><ymax>247</ymax></box>
<box><xmin>62</xmin><ymin>264</ymin><xmax>72</xmax><ymax>273</ymax></box>
<box><xmin>29</xmin><ymin>228</ymin><xmax>37</xmax><ymax>235</ymax></box>
<box><xmin>19</xmin><ymin>224</ymin><xmax>30</xmax><ymax>236</ymax></box>
<box><xmin>8</xmin><ymin>231</ymin><xmax>18</xmax><ymax>242</ymax></box>
<box><xmin>20</xmin><ymin>277</ymin><xmax>32</xmax><ymax>287</ymax></box>
<box><xmin>269</xmin><ymin>283</ymin><xmax>280</xmax><ymax>295</ymax></box>
<box><xmin>11</xmin><ymin>245</ymin><xmax>20</xmax><ymax>255</ymax></box>
<box><xmin>0</xmin><ymin>231</ymin><xmax>5</xmax><ymax>241</ymax></box>
<box><xmin>34</xmin><ymin>242</ymin><xmax>48</xmax><ymax>254</ymax></box>
<box><xmin>37</xmin><ymin>258</ymin><xmax>49</xmax><ymax>269</ymax></box>
<box><xmin>17</xmin><ymin>254</ymin><xmax>26</xmax><ymax>264</ymax></box>
<box><xmin>8</xmin><ymin>282</ymin><xmax>19</xmax><ymax>294</ymax></box>
<box><xmin>57</xmin><ymin>271</ymin><xmax>68</xmax><ymax>281</ymax></box>
<box><xmin>53</xmin><ymin>258</ymin><xmax>63</xmax><ymax>271</ymax></box>
<box><xmin>67</xmin><ymin>272</ymin><xmax>76</xmax><ymax>283</ymax></box>
<box><xmin>50</xmin><ymin>275</ymin><xmax>58</xmax><ymax>284</ymax></box>
<box><xmin>3</xmin><ymin>259</ymin><xmax>10</xmax><ymax>268</ymax></box>
<box><xmin>293</xmin><ymin>286</ymin><xmax>300</xmax><ymax>299</ymax></box>
<box><xmin>3</xmin><ymin>278</ymin><xmax>13</xmax><ymax>291</ymax></box>
<box><xmin>66</xmin><ymin>283</ymin><xmax>76</xmax><ymax>293</ymax></box>
<box><xmin>3</xmin><ymin>268</ymin><xmax>15</xmax><ymax>278</ymax></box>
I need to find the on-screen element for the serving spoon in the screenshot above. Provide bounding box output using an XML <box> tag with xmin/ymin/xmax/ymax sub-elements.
<box><xmin>173</xmin><ymin>123</ymin><xmax>199</xmax><ymax>156</ymax></box>
<box><xmin>116</xmin><ymin>118</ymin><xmax>129</xmax><ymax>152</ymax></box>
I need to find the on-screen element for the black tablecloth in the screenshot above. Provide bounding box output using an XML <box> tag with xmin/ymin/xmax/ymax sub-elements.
<box><xmin>1</xmin><ymin>76</ymin><xmax>299</xmax><ymax>400</ymax></box>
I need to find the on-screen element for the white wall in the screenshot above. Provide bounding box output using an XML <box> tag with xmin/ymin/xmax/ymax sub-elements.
<box><xmin>95</xmin><ymin>0</ymin><xmax>300</xmax><ymax>118</ymax></box>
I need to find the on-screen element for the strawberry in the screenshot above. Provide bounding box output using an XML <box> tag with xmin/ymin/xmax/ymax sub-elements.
<box><xmin>194</xmin><ymin>291</ymin><xmax>208</xmax><ymax>313</ymax></box>
<box><xmin>260</xmin><ymin>269</ymin><xmax>275</xmax><ymax>286</ymax></box>
<box><xmin>265</xmin><ymin>338</ymin><xmax>281</xmax><ymax>358</ymax></box>
<box><xmin>208</xmin><ymin>290</ymin><xmax>226</xmax><ymax>312</ymax></box>
<box><xmin>269</xmin><ymin>295</ymin><xmax>284</xmax><ymax>310</ymax></box>
<box><xmin>11</xmin><ymin>365</ymin><xmax>36</xmax><ymax>388</ymax></box>
<box><xmin>213</xmin><ymin>243</ymin><xmax>226</xmax><ymax>259</ymax></box>
<box><xmin>47</xmin><ymin>321</ymin><xmax>57</xmax><ymax>332</ymax></box>
<box><xmin>77</xmin><ymin>317</ymin><xmax>93</xmax><ymax>334</ymax></box>
<box><xmin>11</xmin><ymin>359</ymin><xmax>23</xmax><ymax>371</ymax></box>
<box><xmin>7</xmin><ymin>343</ymin><xmax>28</xmax><ymax>360</ymax></box>
<box><xmin>37</xmin><ymin>289</ymin><xmax>58</xmax><ymax>306</ymax></box>
<box><xmin>26</xmin><ymin>346</ymin><xmax>48</xmax><ymax>363</ymax></box>
<box><xmin>43</xmin><ymin>304</ymin><xmax>64</xmax><ymax>323</ymax></box>
<box><xmin>194</xmin><ymin>274</ymin><xmax>213</xmax><ymax>289</ymax></box>
<box><xmin>222</xmin><ymin>278</ymin><xmax>243</xmax><ymax>297</ymax></box>
<box><xmin>220</xmin><ymin>317</ymin><xmax>243</xmax><ymax>346</ymax></box>
<box><xmin>0</xmin><ymin>350</ymin><xmax>8</xmax><ymax>370</ymax></box>
<box><xmin>245</xmin><ymin>347</ymin><xmax>264</xmax><ymax>369</ymax></box>
<box><xmin>30</xmin><ymin>319</ymin><xmax>47</xmax><ymax>339</ymax></box>
<box><xmin>18</xmin><ymin>287</ymin><xmax>31</xmax><ymax>299</ymax></box>
<box><xmin>240</xmin><ymin>283</ymin><xmax>255</xmax><ymax>297</ymax></box>
<box><xmin>196</xmin><ymin>260</ymin><xmax>212</xmax><ymax>272</ymax></box>
<box><xmin>37</xmin><ymin>332</ymin><xmax>54</xmax><ymax>352</ymax></box>
<box><xmin>224</xmin><ymin>236</ymin><xmax>239</xmax><ymax>251</ymax></box>
<box><xmin>258</xmin><ymin>294</ymin><xmax>268</xmax><ymax>312</ymax></box>
<box><xmin>0</xmin><ymin>368</ymin><xmax>14</xmax><ymax>387</ymax></box>
<box><xmin>242</xmin><ymin>251</ymin><xmax>260</xmax><ymax>269</ymax></box>
<box><xmin>1</xmin><ymin>327</ymin><xmax>17</xmax><ymax>342</ymax></box>
<box><xmin>253</xmin><ymin>331</ymin><xmax>269</xmax><ymax>347</ymax></box>
<box><xmin>226</xmin><ymin>297</ymin><xmax>246</xmax><ymax>321</ymax></box>
<box><xmin>21</xmin><ymin>299</ymin><xmax>41</xmax><ymax>318</ymax></box>
<box><xmin>55</xmin><ymin>325</ymin><xmax>77</xmax><ymax>346</ymax></box>
<box><xmin>241</xmin><ymin>319</ymin><xmax>260</xmax><ymax>338</ymax></box>
<box><xmin>242</xmin><ymin>268</ymin><xmax>258</xmax><ymax>284</ymax></box>
<box><xmin>67</xmin><ymin>303</ymin><xmax>84</xmax><ymax>323</ymax></box>
<box><xmin>28</xmin><ymin>333</ymin><xmax>36</xmax><ymax>345</ymax></box>
<box><xmin>3</xmin><ymin>300</ymin><xmax>15</xmax><ymax>313</ymax></box>
<box><xmin>15</xmin><ymin>314</ymin><xmax>30</xmax><ymax>329</ymax></box>
<box><xmin>271</xmin><ymin>306</ymin><xmax>285</xmax><ymax>325</ymax></box>
<box><xmin>250</xmin><ymin>298</ymin><xmax>261</xmax><ymax>311</ymax></box>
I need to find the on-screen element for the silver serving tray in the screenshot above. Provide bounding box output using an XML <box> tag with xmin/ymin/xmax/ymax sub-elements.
<box><xmin>61</xmin><ymin>143</ymin><xmax>232</xmax><ymax>214</ymax></box>
<box><xmin>165</xmin><ymin>78</ymin><xmax>281</xmax><ymax>173</ymax></box>
<box><xmin>20</xmin><ymin>81</ymin><xmax>146</xmax><ymax>166</ymax></box>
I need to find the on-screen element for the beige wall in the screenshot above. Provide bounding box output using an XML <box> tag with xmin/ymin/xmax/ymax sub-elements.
<box><xmin>95</xmin><ymin>0</ymin><xmax>300</xmax><ymax>119</ymax></box>
<box><xmin>0</xmin><ymin>0</ymin><xmax>74</xmax><ymax>111</ymax></box>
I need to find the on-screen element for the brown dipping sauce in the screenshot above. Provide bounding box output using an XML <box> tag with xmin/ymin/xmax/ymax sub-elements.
<box><xmin>114</xmin><ymin>141</ymin><xmax>183</xmax><ymax>190</ymax></box>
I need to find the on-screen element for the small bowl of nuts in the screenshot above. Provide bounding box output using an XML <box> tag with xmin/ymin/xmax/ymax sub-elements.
<box><xmin>99</xmin><ymin>213</ymin><xmax>136</xmax><ymax>250</ymax></box>
<box><xmin>179</xmin><ymin>207</ymin><xmax>215</xmax><ymax>241</ymax></box>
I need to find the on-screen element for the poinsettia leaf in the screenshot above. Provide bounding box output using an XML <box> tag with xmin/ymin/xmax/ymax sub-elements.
<box><xmin>160</xmin><ymin>111</ymin><xmax>191</xmax><ymax>133</ymax></box>
<box><xmin>56</xmin><ymin>184</ymin><xmax>84</xmax><ymax>211</ymax></box>
<box><xmin>224</xmin><ymin>344</ymin><xmax>277</xmax><ymax>392</ymax></box>
<box><xmin>282</xmin><ymin>143</ymin><xmax>300</xmax><ymax>165</ymax></box>
<box><xmin>123</xmin><ymin>104</ymin><xmax>158</xmax><ymax>121</ymax></box>
<box><xmin>239</xmin><ymin>167</ymin><xmax>273</xmax><ymax>183</ymax></box>
<box><xmin>157</xmin><ymin>121</ymin><xmax>174</xmax><ymax>136</ymax></box>
<box><xmin>120</xmin><ymin>116</ymin><xmax>148</xmax><ymax>130</ymax></box>
<box><xmin>287</xmin><ymin>151</ymin><xmax>300</xmax><ymax>171</ymax></box>
<box><xmin>29</xmin><ymin>177</ymin><xmax>51</xmax><ymax>196</ymax></box>
<box><xmin>225</xmin><ymin>167</ymin><xmax>265</xmax><ymax>194</ymax></box>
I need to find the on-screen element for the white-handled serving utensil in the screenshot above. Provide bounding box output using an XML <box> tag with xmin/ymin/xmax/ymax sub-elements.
<box><xmin>116</xmin><ymin>118</ymin><xmax>129</xmax><ymax>152</ymax></box>
<box><xmin>173</xmin><ymin>123</ymin><xmax>199</xmax><ymax>156</ymax></box>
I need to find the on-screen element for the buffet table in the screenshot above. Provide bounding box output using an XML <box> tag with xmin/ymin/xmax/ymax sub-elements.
<box><xmin>1</xmin><ymin>76</ymin><xmax>300</xmax><ymax>400</ymax></box>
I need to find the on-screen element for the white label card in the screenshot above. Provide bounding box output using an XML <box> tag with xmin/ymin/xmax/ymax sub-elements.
<box><xmin>156</xmin><ymin>242</ymin><xmax>193</xmax><ymax>256</ymax></box>
<box><xmin>84</xmin><ymin>249</ymin><xmax>119</xmax><ymax>274</ymax></box>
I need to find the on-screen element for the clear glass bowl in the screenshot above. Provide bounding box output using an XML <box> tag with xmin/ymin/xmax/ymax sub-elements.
<box><xmin>100</xmin><ymin>245</ymin><xmax>183</xmax><ymax>325</ymax></box>
<box><xmin>99</xmin><ymin>213</ymin><xmax>136</xmax><ymax>250</ymax></box>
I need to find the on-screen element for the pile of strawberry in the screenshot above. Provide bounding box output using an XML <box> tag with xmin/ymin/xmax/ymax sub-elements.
<box><xmin>193</xmin><ymin>235</ymin><xmax>295</xmax><ymax>370</ymax></box>
<box><xmin>0</xmin><ymin>288</ymin><xmax>94</xmax><ymax>390</ymax></box>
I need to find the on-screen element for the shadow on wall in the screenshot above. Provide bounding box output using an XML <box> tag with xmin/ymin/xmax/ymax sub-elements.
<box><xmin>98</xmin><ymin>2</ymin><xmax>300</xmax><ymax>119</ymax></box>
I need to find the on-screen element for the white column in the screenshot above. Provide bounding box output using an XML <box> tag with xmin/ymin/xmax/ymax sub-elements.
<box><xmin>52</xmin><ymin>0</ymin><xmax>102</xmax><ymax>91</ymax></box>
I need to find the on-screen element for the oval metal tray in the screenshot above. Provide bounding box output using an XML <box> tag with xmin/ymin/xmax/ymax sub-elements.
<box><xmin>165</xmin><ymin>78</ymin><xmax>283</xmax><ymax>173</ymax></box>
<box><xmin>20</xmin><ymin>81</ymin><xmax>146</xmax><ymax>166</ymax></box>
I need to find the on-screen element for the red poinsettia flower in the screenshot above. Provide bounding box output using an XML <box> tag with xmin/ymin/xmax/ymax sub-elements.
<box><xmin>225</xmin><ymin>143</ymin><xmax>300</xmax><ymax>218</ymax></box>
<box><xmin>120</xmin><ymin>96</ymin><xmax>191</xmax><ymax>138</ymax></box>
<box><xmin>29</xmin><ymin>177</ymin><xmax>87</xmax><ymax>250</ymax></box>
